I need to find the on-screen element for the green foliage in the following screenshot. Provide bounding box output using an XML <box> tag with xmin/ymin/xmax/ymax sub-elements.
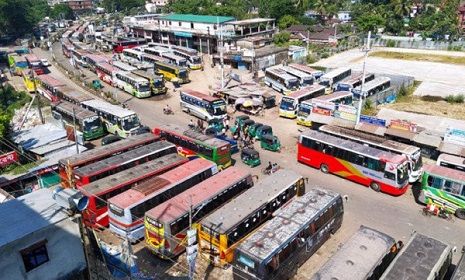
<box><xmin>386</xmin><ymin>39</ymin><xmax>396</xmax><ymax>47</ymax></box>
<box><xmin>363</xmin><ymin>98</ymin><xmax>374</xmax><ymax>110</ymax></box>
<box><xmin>0</xmin><ymin>0</ymin><xmax>48</xmax><ymax>36</ymax></box>
<box><xmin>321</xmin><ymin>52</ymin><xmax>329</xmax><ymax>58</ymax></box>
<box><xmin>397</xmin><ymin>85</ymin><xmax>408</xmax><ymax>97</ymax></box>
<box><xmin>101</xmin><ymin>0</ymin><xmax>145</xmax><ymax>14</ymax></box>
<box><xmin>444</xmin><ymin>94</ymin><xmax>464</xmax><ymax>103</ymax></box>
<box><xmin>273</xmin><ymin>32</ymin><xmax>291</xmax><ymax>45</ymax></box>
<box><xmin>356</xmin><ymin>14</ymin><xmax>385</xmax><ymax>33</ymax></box>
<box><xmin>306</xmin><ymin>55</ymin><xmax>319</xmax><ymax>64</ymax></box>
<box><xmin>0</xmin><ymin>85</ymin><xmax>30</xmax><ymax>139</ymax></box>
<box><xmin>278</xmin><ymin>15</ymin><xmax>300</xmax><ymax>30</ymax></box>
<box><xmin>51</xmin><ymin>4</ymin><xmax>74</xmax><ymax>20</ymax></box>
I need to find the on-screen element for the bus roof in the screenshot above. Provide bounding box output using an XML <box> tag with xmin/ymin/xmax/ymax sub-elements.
<box><xmin>120</xmin><ymin>72</ymin><xmax>148</xmax><ymax>82</ymax></box>
<box><xmin>162</xmin><ymin>52</ymin><xmax>187</xmax><ymax>61</ymax></box>
<box><xmin>319</xmin><ymin>125</ymin><xmax>420</xmax><ymax>155</ymax></box>
<box><xmin>266</xmin><ymin>68</ymin><xmax>298</xmax><ymax>80</ymax></box>
<box><xmin>424</xmin><ymin>164</ymin><xmax>465</xmax><ymax>183</ymax></box>
<box><xmin>96</xmin><ymin>62</ymin><xmax>116</xmax><ymax>73</ymax></box>
<box><xmin>108</xmin><ymin>158</ymin><xmax>216</xmax><ymax>209</ymax></box>
<box><xmin>86</xmin><ymin>53</ymin><xmax>110</xmax><ymax>64</ymax></box>
<box><xmin>112</xmin><ymin>61</ymin><xmax>137</xmax><ymax>71</ymax></box>
<box><xmin>132</xmin><ymin>70</ymin><xmax>163</xmax><ymax>80</ymax></box>
<box><xmin>284</xmin><ymin>84</ymin><xmax>325</xmax><ymax>98</ymax></box>
<box><xmin>52</xmin><ymin>101</ymin><xmax>97</xmax><ymax>119</ymax></box>
<box><xmin>123</xmin><ymin>48</ymin><xmax>144</xmax><ymax>55</ymax></box>
<box><xmin>146</xmin><ymin>167</ymin><xmax>251</xmax><ymax>223</ymax></box>
<box><xmin>301</xmin><ymin>130</ymin><xmax>407</xmax><ymax>163</ymax></box>
<box><xmin>311</xmin><ymin>225</ymin><xmax>396</xmax><ymax>280</ymax></box>
<box><xmin>311</xmin><ymin>91</ymin><xmax>352</xmax><ymax>102</ymax></box>
<box><xmin>155</xmin><ymin>60</ymin><xmax>187</xmax><ymax>71</ymax></box>
<box><xmin>380</xmin><ymin>232</ymin><xmax>451</xmax><ymax>280</ymax></box>
<box><xmin>236</xmin><ymin>187</ymin><xmax>340</xmax><ymax>261</ymax></box>
<box><xmin>158</xmin><ymin>124</ymin><xmax>230</xmax><ymax>148</ymax></box>
<box><xmin>58</xmin><ymin>133</ymin><xmax>159</xmax><ymax>167</ymax></box>
<box><xmin>321</xmin><ymin>67</ymin><xmax>351</xmax><ymax>79</ymax></box>
<box><xmin>181</xmin><ymin>89</ymin><xmax>219</xmax><ymax>102</ymax></box>
<box><xmin>79</xmin><ymin>153</ymin><xmax>187</xmax><ymax>196</ymax></box>
<box><xmin>451</xmin><ymin>249</ymin><xmax>465</xmax><ymax>280</ymax></box>
<box><xmin>199</xmin><ymin>169</ymin><xmax>303</xmax><ymax>234</ymax></box>
<box><xmin>24</xmin><ymin>54</ymin><xmax>39</xmax><ymax>62</ymax></box>
<box><xmin>143</xmin><ymin>53</ymin><xmax>169</xmax><ymax>63</ymax></box>
<box><xmin>81</xmin><ymin>99</ymin><xmax>138</xmax><ymax>118</ymax></box>
<box><xmin>289</xmin><ymin>63</ymin><xmax>323</xmax><ymax>75</ymax></box>
<box><xmin>438</xmin><ymin>153</ymin><xmax>465</xmax><ymax>166</ymax></box>
<box><xmin>73</xmin><ymin>141</ymin><xmax>175</xmax><ymax>177</ymax></box>
<box><xmin>281</xmin><ymin>66</ymin><xmax>313</xmax><ymax>78</ymax></box>
<box><xmin>36</xmin><ymin>74</ymin><xmax>66</xmax><ymax>88</ymax></box>
<box><xmin>354</xmin><ymin>76</ymin><xmax>391</xmax><ymax>92</ymax></box>
<box><xmin>56</xmin><ymin>86</ymin><xmax>93</xmax><ymax>103</ymax></box>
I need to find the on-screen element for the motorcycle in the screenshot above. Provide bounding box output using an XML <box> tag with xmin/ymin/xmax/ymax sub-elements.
<box><xmin>163</xmin><ymin>107</ymin><xmax>174</xmax><ymax>115</ymax></box>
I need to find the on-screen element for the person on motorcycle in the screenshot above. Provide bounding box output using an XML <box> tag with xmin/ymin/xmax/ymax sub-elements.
<box><xmin>265</xmin><ymin>162</ymin><xmax>272</xmax><ymax>173</ymax></box>
<box><xmin>189</xmin><ymin>119</ymin><xmax>195</xmax><ymax>129</ymax></box>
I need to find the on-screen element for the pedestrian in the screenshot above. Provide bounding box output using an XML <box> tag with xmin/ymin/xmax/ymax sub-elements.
<box><xmin>189</xmin><ymin>119</ymin><xmax>195</xmax><ymax>129</ymax></box>
<box><xmin>225</xmin><ymin>116</ymin><xmax>230</xmax><ymax>130</ymax></box>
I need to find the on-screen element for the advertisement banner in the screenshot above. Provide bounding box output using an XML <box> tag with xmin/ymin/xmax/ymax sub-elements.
<box><xmin>359</xmin><ymin>115</ymin><xmax>386</xmax><ymax>127</ymax></box>
<box><xmin>444</xmin><ymin>126</ymin><xmax>465</xmax><ymax>145</ymax></box>
<box><xmin>0</xmin><ymin>151</ymin><xmax>18</xmax><ymax>167</ymax></box>
<box><xmin>312</xmin><ymin>107</ymin><xmax>331</xmax><ymax>116</ymax></box>
<box><xmin>390</xmin><ymin>119</ymin><xmax>417</xmax><ymax>133</ymax></box>
<box><xmin>334</xmin><ymin>111</ymin><xmax>357</xmax><ymax>122</ymax></box>
<box><xmin>312</xmin><ymin>99</ymin><xmax>335</xmax><ymax>111</ymax></box>
<box><xmin>336</xmin><ymin>104</ymin><xmax>357</xmax><ymax>114</ymax></box>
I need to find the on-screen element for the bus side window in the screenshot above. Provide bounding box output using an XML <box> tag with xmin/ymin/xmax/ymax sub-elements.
<box><xmin>432</xmin><ymin>177</ymin><xmax>443</xmax><ymax>189</ymax></box>
<box><xmin>427</xmin><ymin>175</ymin><xmax>434</xmax><ymax>187</ymax></box>
<box><xmin>443</xmin><ymin>180</ymin><xmax>452</xmax><ymax>192</ymax></box>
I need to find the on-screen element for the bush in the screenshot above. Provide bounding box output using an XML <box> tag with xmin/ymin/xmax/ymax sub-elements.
<box><xmin>386</xmin><ymin>40</ymin><xmax>396</xmax><ymax>48</ymax></box>
<box><xmin>364</xmin><ymin>98</ymin><xmax>374</xmax><ymax>109</ymax></box>
<box><xmin>444</xmin><ymin>95</ymin><xmax>456</xmax><ymax>103</ymax></box>
<box><xmin>306</xmin><ymin>55</ymin><xmax>318</xmax><ymax>64</ymax></box>
<box><xmin>421</xmin><ymin>95</ymin><xmax>443</xmax><ymax>102</ymax></box>
<box><xmin>398</xmin><ymin>85</ymin><xmax>408</xmax><ymax>97</ymax></box>
<box><xmin>321</xmin><ymin>52</ymin><xmax>329</xmax><ymax>59</ymax></box>
<box><xmin>454</xmin><ymin>94</ymin><xmax>464</xmax><ymax>103</ymax></box>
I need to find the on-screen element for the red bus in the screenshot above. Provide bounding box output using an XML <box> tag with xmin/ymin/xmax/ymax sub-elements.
<box><xmin>36</xmin><ymin>74</ymin><xmax>65</xmax><ymax>102</ymax></box>
<box><xmin>58</xmin><ymin>133</ymin><xmax>159</xmax><ymax>188</ymax></box>
<box><xmin>95</xmin><ymin>62</ymin><xmax>117</xmax><ymax>86</ymax></box>
<box><xmin>112</xmin><ymin>38</ymin><xmax>147</xmax><ymax>53</ymax></box>
<box><xmin>108</xmin><ymin>158</ymin><xmax>219</xmax><ymax>241</ymax></box>
<box><xmin>24</xmin><ymin>54</ymin><xmax>43</xmax><ymax>75</ymax></box>
<box><xmin>73</xmin><ymin>141</ymin><xmax>177</xmax><ymax>187</ymax></box>
<box><xmin>79</xmin><ymin>153</ymin><xmax>189</xmax><ymax>228</ymax></box>
<box><xmin>145</xmin><ymin>167</ymin><xmax>254</xmax><ymax>259</ymax></box>
<box><xmin>297</xmin><ymin>129</ymin><xmax>410</xmax><ymax>195</ymax></box>
<box><xmin>62</xmin><ymin>42</ymin><xmax>74</xmax><ymax>58</ymax></box>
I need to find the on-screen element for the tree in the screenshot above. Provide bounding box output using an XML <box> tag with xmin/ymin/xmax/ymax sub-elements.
<box><xmin>314</xmin><ymin>0</ymin><xmax>329</xmax><ymax>20</ymax></box>
<box><xmin>274</xmin><ymin>32</ymin><xmax>291</xmax><ymax>45</ymax></box>
<box><xmin>278</xmin><ymin>15</ymin><xmax>301</xmax><ymax>30</ymax></box>
<box><xmin>356</xmin><ymin>14</ymin><xmax>385</xmax><ymax>33</ymax></box>
<box><xmin>392</xmin><ymin>0</ymin><xmax>413</xmax><ymax>18</ymax></box>
<box><xmin>51</xmin><ymin>4</ymin><xmax>73</xmax><ymax>20</ymax></box>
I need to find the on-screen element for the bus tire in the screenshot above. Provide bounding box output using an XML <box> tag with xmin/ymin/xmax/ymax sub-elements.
<box><xmin>370</xmin><ymin>182</ymin><xmax>381</xmax><ymax>192</ymax></box>
<box><xmin>320</xmin><ymin>163</ymin><xmax>329</xmax><ymax>174</ymax></box>
<box><xmin>455</xmin><ymin>208</ymin><xmax>465</xmax><ymax>220</ymax></box>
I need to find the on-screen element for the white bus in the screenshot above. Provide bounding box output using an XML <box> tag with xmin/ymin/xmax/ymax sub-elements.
<box><xmin>352</xmin><ymin>76</ymin><xmax>391</xmax><ymax>99</ymax></box>
<box><xmin>142</xmin><ymin>53</ymin><xmax>169</xmax><ymax>66</ymax></box>
<box><xmin>264</xmin><ymin>67</ymin><xmax>299</xmax><ymax>95</ymax></box>
<box><xmin>172</xmin><ymin>49</ymin><xmax>202</xmax><ymax>69</ymax></box>
<box><xmin>81</xmin><ymin>99</ymin><xmax>143</xmax><ymax>138</ymax></box>
<box><xmin>279</xmin><ymin>84</ymin><xmax>325</xmax><ymax>119</ymax></box>
<box><xmin>112</xmin><ymin>61</ymin><xmax>137</xmax><ymax>72</ymax></box>
<box><xmin>437</xmin><ymin>153</ymin><xmax>465</xmax><ymax>172</ymax></box>
<box><xmin>161</xmin><ymin>52</ymin><xmax>188</xmax><ymax>67</ymax></box>
<box><xmin>180</xmin><ymin>89</ymin><xmax>227</xmax><ymax>121</ymax></box>
<box><xmin>289</xmin><ymin>63</ymin><xmax>323</xmax><ymax>80</ymax></box>
<box><xmin>318</xmin><ymin>67</ymin><xmax>352</xmax><ymax>94</ymax></box>
<box><xmin>144</xmin><ymin>47</ymin><xmax>170</xmax><ymax>57</ymax></box>
<box><xmin>114</xmin><ymin>71</ymin><xmax>151</xmax><ymax>98</ymax></box>
<box><xmin>71</xmin><ymin>48</ymin><xmax>88</xmax><ymax>68</ymax></box>
<box><xmin>337</xmin><ymin>73</ymin><xmax>375</xmax><ymax>91</ymax></box>
<box><xmin>121</xmin><ymin>48</ymin><xmax>144</xmax><ymax>64</ymax></box>
<box><xmin>281</xmin><ymin>66</ymin><xmax>313</xmax><ymax>88</ymax></box>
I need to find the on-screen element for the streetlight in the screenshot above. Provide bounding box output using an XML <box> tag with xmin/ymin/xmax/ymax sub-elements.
<box><xmin>356</xmin><ymin>31</ymin><xmax>372</xmax><ymax>126</ymax></box>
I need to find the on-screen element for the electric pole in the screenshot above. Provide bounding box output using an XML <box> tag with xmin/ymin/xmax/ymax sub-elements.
<box><xmin>31</xmin><ymin>69</ymin><xmax>44</xmax><ymax>124</ymax></box>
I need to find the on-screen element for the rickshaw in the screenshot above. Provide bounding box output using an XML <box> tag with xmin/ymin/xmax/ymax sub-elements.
<box><xmin>241</xmin><ymin>148</ymin><xmax>261</xmax><ymax>167</ymax></box>
<box><xmin>92</xmin><ymin>79</ymin><xmax>102</xmax><ymax>89</ymax></box>
<box><xmin>208</xmin><ymin>118</ymin><xmax>224</xmax><ymax>132</ymax></box>
<box><xmin>260</xmin><ymin>134</ymin><xmax>281</xmax><ymax>152</ymax></box>
<box><xmin>240</xmin><ymin>119</ymin><xmax>255</xmax><ymax>134</ymax></box>
<box><xmin>248</xmin><ymin>123</ymin><xmax>263</xmax><ymax>138</ymax></box>
<box><xmin>255</xmin><ymin>125</ymin><xmax>273</xmax><ymax>141</ymax></box>
<box><xmin>230</xmin><ymin>115</ymin><xmax>250</xmax><ymax>133</ymax></box>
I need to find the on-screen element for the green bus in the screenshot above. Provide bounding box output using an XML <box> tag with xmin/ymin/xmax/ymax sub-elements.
<box><xmin>52</xmin><ymin>101</ymin><xmax>105</xmax><ymax>141</ymax></box>
<box><xmin>420</xmin><ymin>163</ymin><xmax>465</xmax><ymax>220</ymax></box>
<box><xmin>131</xmin><ymin>69</ymin><xmax>167</xmax><ymax>95</ymax></box>
<box><xmin>154</xmin><ymin>61</ymin><xmax>190</xmax><ymax>84</ymax></box>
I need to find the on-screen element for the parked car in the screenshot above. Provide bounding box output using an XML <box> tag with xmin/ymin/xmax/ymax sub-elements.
<box><xmin>40</xmin><ymin>59</ymin><xmax>50</xmax><ymax>67</ymax></box>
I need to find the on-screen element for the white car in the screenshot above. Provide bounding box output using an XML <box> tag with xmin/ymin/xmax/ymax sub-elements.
<box><xmin>40</xmin><ymin>58</ymin><xmax>50</xmax><ymax>67</ymax></box>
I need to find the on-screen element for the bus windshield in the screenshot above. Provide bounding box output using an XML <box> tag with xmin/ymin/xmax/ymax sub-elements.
<box><xmin>281</xmin><ymin>97</ymin><xmax>295</xmax><ymax>109</ymax></box>
<box><xmin>411</xmin><ymin>151</ymin><xmax>423</xmax><ymax>171</ymax></box>
<box><xmin>84</xmin><ymin>116</ymin><xmax>101</xmax><ymax>131</ymax></box>
<box><xmin>213</xmin><ymin>104</ymin><xmax>227</xmax><ymax>116</ymax></box>
<box><xmin>192</xmin><ymin>57</ymin><xmax>201</xmax><ymax>64</ymax></box>
<box><xmin>397</xmin><ymin>162</ymin><xmax>409</xmax><ymax>185</ymax></box>
<box><xmin>122</xmin><ymin>114</ymin><xmax>141</xmax><ymax>131</ymax></box>
<box><xmin>302</xmin><ymin>78</ymin><xmax>313</xmax><ymax>87</ymax></box>
<box><xmin>138</xmin><ymin>83</ymin><xmax>151</xmax><ymax>92</ymax></box>
<box><xmin>179</xmin><ymin>70</ymin><xmax>188</xmax><ymax>79</ymax></box>
<box><xmin>319</xmin><ymin>79</ymin><xmax>330</xmax><ymax>87</ymax></box>
<box><xmin>287</xmin><ymin>79</ymin><xmax>299</xmax><ymax>89</ymax></box>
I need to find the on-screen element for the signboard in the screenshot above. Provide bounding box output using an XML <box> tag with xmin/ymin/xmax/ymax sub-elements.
<box><xmin>0</xmin><ymin>151</ymin><xmax>18</xmax><ymax>167</ymax></box>
<box><xmin>336</xmin><ymin>104</ymin><xmax>357</xmax><ymax>114</ymax></box>
<box><xmin>312</xmin><ymin>99</ymin><xmax>335</xmax><ymax>111</ymax></box>
<box><xmin>359</xmin><ymin>115</ymin><xmax>386</xmax><ymax>127</ymax></box>
<box><xmin>390</xmin><ymin>119</ymin><xmax>417</xmax><ymax>133</ymax></box>
<box><xmin>312</xmin><ymin>107</ymin><xmax>331</xmax><ymax>116</ymax></box>
<box><xmin>187</xmin><ymin>228</ymin><xmax>197</xmax><ymax>280</ymax></box>
<box><xmin>444</xmin><ymin>126</ymin><xmax>465</xmax><ymax>146</ymax></box>
<box><xmin>334</xmin><ymin>111</ymin><xmax>357</xmax><ymax>122</ymax></box>
<box><xmin>174</xmin><ymin>32</ymin><xmax>193</xmax><ymax>38</ymax></box>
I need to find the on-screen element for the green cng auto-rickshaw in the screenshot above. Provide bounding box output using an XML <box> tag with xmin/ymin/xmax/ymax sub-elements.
<box><xmin>260</xmin><ymin>134</ymin><xmax>281</xmax><ymax>152</ymax></box>
<box><xmin>231</xmin><ymin>115</ymin><xmax>250</xmax><ymax>133</ymax></box>
<box><xmin>255</xmin><ymin>125</ymin><xmax>273</xmax><ymax>141</ymax></box>
<box><xmin>248</xmin><ymin>122</ymin><xmax>263</xmax><ymax>138</ymax></box>
<box><xmin>241</xmin><ymin>148</ymin><xmax>261</xmax><ymax>167</ymax></box>
<box><xmin>208</xmin><ymin>118</ymin><xmax>224</xmax><ymax>132</ymax></box>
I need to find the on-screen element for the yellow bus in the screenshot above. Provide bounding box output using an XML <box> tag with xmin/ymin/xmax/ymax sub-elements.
<box><xmin>154</xmin><ymin>61</ymin><xmax>190</xmax><ymax>84</ymax></box>
<box><xmin>22</xmin><ymin>69</ymin><xmax>36</xmax><ymax>93</ymax></box>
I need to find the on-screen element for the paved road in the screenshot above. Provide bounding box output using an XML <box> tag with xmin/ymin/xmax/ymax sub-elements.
<box><xmin>33</xmin><ymin>44</ymin><xmax>465</xmax><ymax>279</ymax></box>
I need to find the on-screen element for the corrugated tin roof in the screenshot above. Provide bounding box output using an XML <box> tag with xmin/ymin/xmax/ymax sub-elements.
<box><xmin>0</xmin><ymin>189</ymin><xmax>68</xmax><ymax>248</ymax></box>
<box><xmin>413</xmin><ymin>131</ymin><xmax>442</xmax><ymax>147</ymax></box>
<box><xmin>437</xmin><ymin>142</ymin><xmax>465</xmax><ymax>157</ymax></box>
<box><xmin>160</xmin><ymin>14</ymin><xmax>235</xmax><ymax>24</ymax></box>
<box><xmin>384</xmin><ymin>127</ymin><xmax>415</xmax><ymax>140</ymax></box>
<box><xmin>10</xmin><ymin>123</ymin><xmax>66</xmax><ymax>151</ymax></box>
<box><xmin>355</xmin><ymin>123</ymin><xmax>386</xmax><ymax>136</ymax></box>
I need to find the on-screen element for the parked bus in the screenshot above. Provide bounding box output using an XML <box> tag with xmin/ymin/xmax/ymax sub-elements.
<box><xmin>145</xmin><ymin>167</ymin><xmax>254</xmax><ymax>258</ymax></box>
<box><xmin>311</xmin><ymin>225</ymin><xmax>403</xmax><ymax>280</ymax></box>
<box><xmin>161</xmin><ymin>52</ymin><xmax>188</xmax><ymax>67</ymax></box>
<box><xmin>24</xmin><ymin>54</ymin><xmax>43</xmax><ymax>75</ymax></box>
<box><xmin>58</xmin><ymin>133</ymin><xmax>159</xmax><ymax>188</ymax></box>
<box><xmin>198</xmin><ymin>169</ymin><xmax>305</xmax><ymax>267</ymax></box>
<box><xmin>51</xmin><ymin>101</ymin><xmax>104</xmax><ymax>141</ymax></box>
<box><xmin>131</xmin><ymin>69</ymin><xmax>167</xmax><ymax>95</ymax></box>
<box><xmin>296</xmin><ymin>91</ymin><xmax>353</xmax><ymax>127</ymax></box>
<box><xmin>297</xmin><ymin>129</ymin><xmax>410</xmax><ymax>195</ymax></box>
<box><xmin>380</xmin><ymin>232</ymin><xmax>452</xmax><ymax>280</ymax></box>
<box><xmin>112</xmin><ymin>38</ymin><xmax>146</xmax><ymax>53</ymax></box>
<box><xmin>233</xmin><ymin>187</ymin><xmax>343</xmax><ymax>280</ymax></box>
<box><xmin>337</xmin><ymin>73</ymin><xmax>375</xmax><ymax>91</ymax></box>
<box><xmin>114</xmin><ymin>71</ymin><xmax>151</xmax><ymax>98</ymax></box>
<box><xmin>319</xmin><ymin>125</ymin><xmax>423</xmax><ymax>183</ymax></box>
<box><xmin>80</xmin><ymin>153</ymin><xmax>188</xmax><ymax>228</ymax></box>
<box><xmin>55</xmin><ymin>86</ymin><xmax>93</xmax><ymax>105</ymax></box>
<box><xmin>420</xmin><ymin>164</ymin><xmax>465</xmax><ymax>220</ymax></box>
<box><xmin>142</xmin><ymin>53</ymin><xmax>169</xmax><ymax>66</ymax></box>
<box><xmin>95</xmin><ymin>62</ymin><xmax>117</xmax><ymax>86</ymax></box>
<box><xmin>62</xmin><ymin>42</ymin><xmax>74</xmax><ymax>58</ymax></box>
<box><xmin>279</xmin><ymin>84</ymin><xmax>325</xmax><ymax>119</ymax></box>
<box><xmin>144</xmin><ymin>47</ymin><xmax>170</xmax><ymax>57</ymax></box>
<box><xmin>180</xmin><ymin>89</ymin><xmax>228</xmax><ymax>121</ymax></box>
<box><xmin>73</xmin><ymin>141</ymin><xmax>176</xmax><ymax>187</ymax></box>
<box><xmin>71</xmin><ymin>48</ymin><xmax>89</xmax><ymax>67</ymax></box>
<box><xmin>81</xmin><ymin>99</ymin><xmax>143</xmax><ymax>138</ymax></box>
<box><xmin>154</xmin><ymin>61</ymin><xmax>190</xmax><ymax>83</ymax></box>
<box><xmin>352</xmin><ymin>76</ymin><xmax>391</xmax><ymax>99</ymax></box>
<box><xmin>437</xmin><ymin>153</ymin><xmax>465</xmax><ymax>172</ymax></box>
<box><xmin>172</xmin><ymin>49</ymin><xmax>202</xmax><ymax>69</ymax></box>
<box><xmin>108</xmin><ymin>158</ymin><xmax>218</xmax><ymax>241</ymax></box>
<box><xmin>319</xmin><ymin>67</ymin><xmax>352</xmax><ymax>94</ymax></box>
<box><xmin>451</xmin><ymin>246</ymin><xmax>465</xmax><ymax>280</ymax></box>
<box><xmin>86</xmin><ymin>53</ymin><xmax>110</xmax><ymax>73</ymax></box>
<box><xmin>281</xmin><ymin>66</ymin><xmax>314</xmax><ymax>88</ymax></box>
<box><xmin>22</xmin><ymin>69</ymin><xmax>36</xmax><ymax>93</ymax></box>
<box><xmin>121</xmin><ymin>48</ymin><xmax>144</xmax><ymax>64</ymax></box>
<box><xmin>112</xmin><ymin>61</ymin><xmax>137</xmax><ymax>72</ymax></box>
<box><xmin>264</xmin><ymin>67</ymin><xmax>299</xmax><ymax>95</ymax></box>
<box><xmin>289</xmin><ymin>63</ymin><xmax>323</xmax><ymax>80</ymax></box>
<box><xmin>36</xmin><ymin>74</ymin><xmax>65</xmax><ymax>102</ymax></box>
<box><xmin>154</xmin><ymin>124</ymin><xmax>232</xmax><ymax>170</ymax></box>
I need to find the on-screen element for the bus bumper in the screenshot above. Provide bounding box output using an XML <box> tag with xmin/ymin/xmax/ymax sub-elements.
<box><xmin>296</xmin><ymin>118</ymin><xmax>312</xmax><ymax>127</ymax></box>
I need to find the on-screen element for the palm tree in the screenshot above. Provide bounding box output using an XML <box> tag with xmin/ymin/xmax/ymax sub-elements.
<box><xmin>392</xmin><ymin>0</ymin><xmax>413</xmax><ymax>18</ymax></box>
<box><xmin>314</xmin><ymin>0</ymin><xmax>329</xmax><ymax>22</ymax></box>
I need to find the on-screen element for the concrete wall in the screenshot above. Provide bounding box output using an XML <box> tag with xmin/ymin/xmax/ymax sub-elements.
<box><xmin>0</xmin><ymin>219</ymin><xmax>86</xmax><ymax>280</ymax></box>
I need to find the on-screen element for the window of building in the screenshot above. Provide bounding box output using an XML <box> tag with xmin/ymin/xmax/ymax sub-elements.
<box><xmin>191</xmin><ymin>22</ymin><xmax>194</xmax><ymax>29</ymax></box>
<box><xmin>21</xmin><ymin>240</ymin><xmax>49</xmax><ymax>272</ymax></box>
<box><xmin>179</xmin><ymin>22</ymin><xmax>181</xmax><ymax>27</ymax></box>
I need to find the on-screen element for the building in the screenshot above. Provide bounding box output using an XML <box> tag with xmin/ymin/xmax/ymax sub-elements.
<box><xmin>0</xmin><ymin>188</ymin><xmax>86</xmax><ymax>279</ymax></box>
<box><xmin>337</xmin><ymin>11</ymin><xmax>352</xmax><ymax>22</ymax></box>
<box><xmin>66</xmin><ymin>0</ymin><xmax>93</xmax><ymax>14</ymax></box>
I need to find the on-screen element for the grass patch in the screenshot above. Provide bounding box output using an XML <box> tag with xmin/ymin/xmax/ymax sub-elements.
<box><xmin>3</xmin><ymin>160</ymin><xmax>47</xmax><ymax>175</ymax></box>
<box><xmin>370</xmin><ymin>51</ymin><xmax>465</xmax><ymax>65</ymax></box>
